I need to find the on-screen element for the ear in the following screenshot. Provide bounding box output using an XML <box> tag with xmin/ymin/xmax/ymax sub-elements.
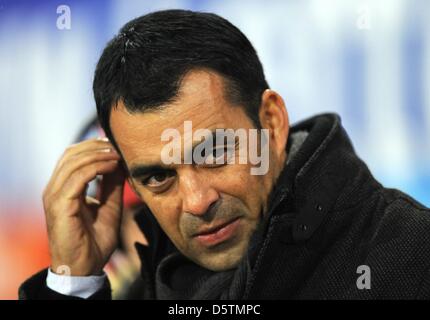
<box><xmin>258</xmin><ymin>89</ymin><xmax>290</xmax><ymax>159</ymax></box>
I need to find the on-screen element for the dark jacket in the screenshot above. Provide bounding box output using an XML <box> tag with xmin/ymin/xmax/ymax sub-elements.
<box><xmin>19</xmin><ymin>113</ymin><xmax>430</xmax><ymax>299</ymax></box>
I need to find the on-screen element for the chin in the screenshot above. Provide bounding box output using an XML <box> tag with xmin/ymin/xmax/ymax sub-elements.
<box><xmin>194</xmin><ymin>246</ymin><xmax>246</xmax><ymax>272</ymax></box>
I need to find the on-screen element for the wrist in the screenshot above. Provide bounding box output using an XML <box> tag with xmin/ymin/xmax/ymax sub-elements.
<box><xmin>50</xmin><ymin>262</ymin><xmax>104</xmax><ymax>277</ymax></box>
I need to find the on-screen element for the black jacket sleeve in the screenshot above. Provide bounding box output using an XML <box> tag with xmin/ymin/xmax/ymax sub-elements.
<box><xmin>18</xmin><ymin>268</ymin><xmax>112</xmax><ymax>300</ymax></box>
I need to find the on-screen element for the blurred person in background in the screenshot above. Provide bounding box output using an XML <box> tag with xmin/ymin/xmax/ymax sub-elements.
<box><xmin>18</xmin><ymin>10</ymin><xmax>430</xmax><ymax>300</ymax></box>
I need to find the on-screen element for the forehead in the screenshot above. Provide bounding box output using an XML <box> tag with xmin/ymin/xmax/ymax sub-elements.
<box><xmin>109</xmin><ymin>70</ymin><xmax>253</xmax><ymax>166</ymax></box>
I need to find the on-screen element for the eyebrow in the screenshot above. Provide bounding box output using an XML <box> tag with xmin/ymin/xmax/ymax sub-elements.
<box><xmin>129</xmin><ymin>164</ymin><xmax>172</xmax><ymax>179</ymax></box>
<box><xmin>129</xmin><ymin>129</ymin><xmax>233</xmax><ymax>178</ymax></box>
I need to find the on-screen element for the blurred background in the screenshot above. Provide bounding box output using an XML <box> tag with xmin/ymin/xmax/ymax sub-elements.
<box><xmin>0</xmin><ymin>0</ymin><xmax>429</xmax><ymax>299</ymax></box>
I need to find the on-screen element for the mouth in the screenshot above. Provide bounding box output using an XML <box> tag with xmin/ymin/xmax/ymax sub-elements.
<box><xmin>193</xmin><ymin>217</ymin><xmax>242</xmax><ymax>247</ymax></box>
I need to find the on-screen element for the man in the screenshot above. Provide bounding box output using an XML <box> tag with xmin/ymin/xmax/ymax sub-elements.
<box><xmin>20</xmin><ymin>9</ymin><xmax>430</xmax><ymax>299</ymax></box>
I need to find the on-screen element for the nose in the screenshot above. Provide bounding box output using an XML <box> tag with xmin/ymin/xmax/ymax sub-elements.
<box><xmin>179</xmin><ymin>167</ymin><xmax>219</xmax><ymax>217</ymax></box>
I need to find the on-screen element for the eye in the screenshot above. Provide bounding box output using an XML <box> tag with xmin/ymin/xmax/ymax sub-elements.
<box><xmin>143</xmin><ymin>171</ymin><xmax>176</xmax><ymax>188</ymax></box>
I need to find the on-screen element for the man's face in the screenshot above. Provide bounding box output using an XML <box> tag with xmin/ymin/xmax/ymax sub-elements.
<box><xmin>110</xmin><ymin>70</ymin><xmax>279</xmax><ymax>271</ymax></box>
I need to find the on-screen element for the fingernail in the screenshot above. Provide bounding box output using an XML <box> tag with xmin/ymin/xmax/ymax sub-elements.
<box><xmin>101</xmin><ymin>148</ymin><xmax>112</xmax><ymax>153</ymax></box>
<box><xmin>98</xmin><ymin>137</ymin><xmax>109</xmax><ymax>142</ymax></box>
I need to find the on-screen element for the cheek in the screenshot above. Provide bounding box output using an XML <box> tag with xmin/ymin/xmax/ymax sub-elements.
<box><xmin>211</xmin><ymin>164</ymin><xmax>263</xmax><ymax>203</ymax></box>
<box><xmin>141</xmin><ymin>193</ymin><xmax>183</xmax><ymax>241</ymax></box>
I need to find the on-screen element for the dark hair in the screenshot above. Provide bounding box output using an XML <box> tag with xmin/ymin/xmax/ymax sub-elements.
<box><xmin>93</xmin><ymin>9</ymin><xmax>269</xmax><ymax>148</ymax></box>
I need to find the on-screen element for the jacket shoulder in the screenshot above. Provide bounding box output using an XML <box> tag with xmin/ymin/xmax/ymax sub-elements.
<box><xmin>378</xmin><ymin>187</ymin><xmax>430</xmax><ymax>238</ymax></box>
<box><xmin>370</xmin><ymin>187</ymin><xmax>430</xmax><ymax>252</ymax></box>
<box><xmin>362</xmin><ymin>188</ymin><xmax>430</xmax><ymax>298</ymax></box>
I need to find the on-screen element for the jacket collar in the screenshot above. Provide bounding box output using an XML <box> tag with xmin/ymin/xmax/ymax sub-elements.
<box><xmin>266</xmin><ymin>113</ymin><xmax>381</xmax><ymax>243</ymax></box>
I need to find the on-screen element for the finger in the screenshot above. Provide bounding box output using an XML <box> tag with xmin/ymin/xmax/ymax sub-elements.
<box><xmin>50</xmin><ymin>149</ymin><xmax>120</xmax><ymax>194</ymax></box>
<box><xmin>61</xmin><ymin>160</ymin><xmax>120</xmax><ymax>200</ymax></box>
<box><xmin>86</xmin><ymin>195</ymin><xmax>101</xmax><ymax>206</ymax></box>
<box><xmin>52</xmin><ymin>138</ymin><xmax>118</xmax><ymax>177</ymax></box>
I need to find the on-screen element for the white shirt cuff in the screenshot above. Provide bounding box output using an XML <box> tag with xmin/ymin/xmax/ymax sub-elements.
<box><xmin>46</xmin><ymin>268</ymin><xmax>107</xmax><ymax>299</ymax></box>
